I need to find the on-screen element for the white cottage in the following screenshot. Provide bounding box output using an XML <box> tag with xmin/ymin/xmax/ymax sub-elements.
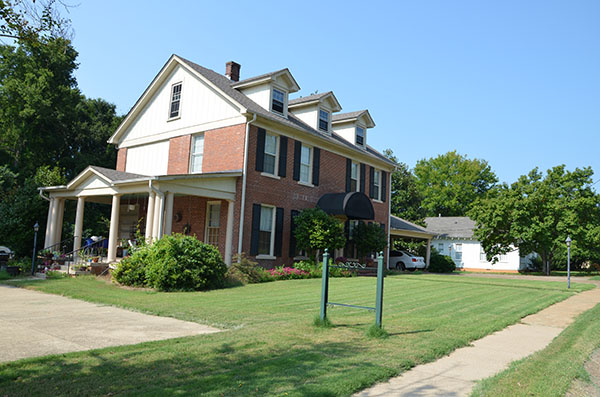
<box><xmin>425</xmin><ymin>216</ymin><xmax>531</xmax><ymax>273</ymax></box>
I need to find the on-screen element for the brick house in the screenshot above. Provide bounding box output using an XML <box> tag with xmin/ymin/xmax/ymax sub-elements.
<box><xmin>39</xmin><ymin>55</ymin><xmax>395</xmax><ymax>267</ymax></box>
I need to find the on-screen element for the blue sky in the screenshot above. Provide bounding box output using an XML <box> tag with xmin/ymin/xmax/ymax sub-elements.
<box><xmin>67</xmin><ymin>1</ymin><xmax>600</xmax><ymax>186</ymax></box>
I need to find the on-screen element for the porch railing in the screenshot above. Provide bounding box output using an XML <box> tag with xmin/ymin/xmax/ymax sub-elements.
<box><xmin>35</xmin><ymin>237</ymin><xmax>107</xmax><ymax>274</ymax></box>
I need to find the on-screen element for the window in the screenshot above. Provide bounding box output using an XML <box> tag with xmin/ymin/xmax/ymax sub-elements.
<box><xmin>373</xmin><ymin>170</ymin><xmax>381</xmax><ymax>200</ymax></box>
<box><xmin>480</xmin><ymin>246</ymin><xmax>487</xmax><ymax>261</ymax></box>
<box><xmin>205</xmin><ymin>202</ymin><xmax>221</xmax><ymax>246</ymax></box>
<box><xmin>272</xmin><ymin>88</ymin><xmax>284</xmax><ymax>114</ymax></box>
<box><xmin>356</xmin><ymin>127</ymin><xmax>365</xmax><ymax>146</ymax></box>
<box><xmin>318</xmin><ymin>109</ymin><xmax>329</xmax><ymax>132</ymax></box>
<box><xmin>263</xmin><ymin>133</ymin><xmax>278</xmax><ymax>175</ymax></box>
<box><xmin>350</xmin><ymin>162</ymin><xmax>359</xmax><ymax>192</ymax></box>
<box><xmin>455</xmin><ymin>243</ymin><xmax>462</xmax><ymax>261</ymax></box>
<box><xmin>438</xmin><ymin>243</ymin><xmax>444</xmax><ymax>253</ymax></box>
<box><xmin>348</xmin><ymin>220</ymin><xmax>359</xmax><ymax>239</ymax></box>
<box><xmin>299</xmin><ymin>145</ymin><xmax>311</xmax><ymax>184</ymax></box>
<box><xmin>190</xmin><ymin>134</ymin><xmax>204</xmax><ymax>173</ymax></box>
<box><xmin>499</xmin><ymin>253</ymin><xmax>508</xmax><ymax>262</ymax></box>
<box><xmin>258</xmin><ymin>205</ymin><xmax>275</xmax><ymax>255</ymax></box>
<box><xmin>169</xmin><ymin>83</ymin><xmax>182</xmax><ymax>119</ymax></box>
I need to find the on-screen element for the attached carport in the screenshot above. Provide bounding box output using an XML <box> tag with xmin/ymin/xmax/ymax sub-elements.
<box><xmin>390</xmin><ymin>215</ymin><xmax>437</xmax><ymax>267</ymax></box>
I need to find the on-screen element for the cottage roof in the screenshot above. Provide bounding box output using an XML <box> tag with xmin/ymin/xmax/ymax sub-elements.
<box><xmin>424</xmin><ymin>216</ymin><xmax>476</xmax><ymax>238</ymax></box>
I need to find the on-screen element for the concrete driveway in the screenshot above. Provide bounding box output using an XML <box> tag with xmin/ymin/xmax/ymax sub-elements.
<box><xmin>0</xmin><ymin>284</ymin><xmax>220</xmax><ymax>363</ymax></box>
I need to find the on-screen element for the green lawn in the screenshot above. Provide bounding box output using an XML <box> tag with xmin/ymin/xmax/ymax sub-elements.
<box><xmin>590</xmin><ymin>275</ymin><xmax>600</xmax><ymax>281</ymax></box>
<box><xmin>472</xmin><ymin>298</ymin><xmax>600</xmax><ymax>396</ymax></box>
<box><xmin>0</xmin><ymin>274</ymin><xmax>592</xmax><ymax>396</ymax></box>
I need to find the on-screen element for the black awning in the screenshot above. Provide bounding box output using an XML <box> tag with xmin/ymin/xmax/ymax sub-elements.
<box><xmin>316</xmin><ymin>192</ymin><xmax>375</xmax><ymax>220</ymax></box>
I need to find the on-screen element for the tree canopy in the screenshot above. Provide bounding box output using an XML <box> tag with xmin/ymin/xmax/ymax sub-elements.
<box><xmin>293</xmin><ymin>208</ymin><xmax>346</xmax><ymax>263</ymax></box>
<box><xmin>414</xmin><ymin>151</ymin><xmax>498</xmax><ymax>217</ymax></box>
<box><xmin>470</xmin><ymin>165</ymin><xmax>600</xmax><ymax>274</ymax></box>
<box><xmin>0</xmin><ymin>0</ymin><xmax>71</xmax><ymax>42</ymax></box>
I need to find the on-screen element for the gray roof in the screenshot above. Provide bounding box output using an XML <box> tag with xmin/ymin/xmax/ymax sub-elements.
<box><xmin>230</xmin><ymin>68</ymin><xmax>289</xmax><ymax>87</ymax></box>
<box><xmin>90</xmin><ymin>166</ymin><xmax>147</xmax><ymax>182</ymax></box>
<box><xmin>178</xmin><ymin>56</ymin><xmax>395</xmax><ymax>167</ymax></box>
<box><xmin>424</xmin><ymin>216</ymin><xmax>476</xmax><ymax>238</ymax></box>
<box><xmin>289</xmin><ymin>92</ymin><xmax>332</xmax><ymax>106</ymax></box>
<box><xmin>332</xmin><ymin>110</ymin><xmax>368</xmax><ymax>122</ymax></box>
<box><xmin>390</xmin><ymin>215</ymin><xmax>434</xmax><ymax>235</ymax></box>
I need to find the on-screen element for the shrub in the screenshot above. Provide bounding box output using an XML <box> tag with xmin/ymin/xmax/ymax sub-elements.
<box><xmin>8</xmin><ymin>258</ymin><xmax>30</xmax><ymax>274</ymax></box>
<box><xmin>144</xmin><ymin>234</ymin><xmax>227</xmax><ymax>291</ymax></box>
<box><xmin>0</xmin><ymin>270</ymin><xmax>10</xmax><ymax>280</ymax></box>
<box><xmin>227</xmin><ymin>254</ymin><xmax>273</xmax><ymax>284</ymax></box>
<box><xmin>112</xmin><ymin>246</ymin><xmax>151</xmax><ymax>287</ymax></box>
<box><xmin>268</xmin><ymin>266</ymin><xmax>310</xmax><ymax>280</ymax></box>
<box><xmin>428</xmin><ymin>252</ymin><xmax>456</xmax><ymax>273</ymax></box>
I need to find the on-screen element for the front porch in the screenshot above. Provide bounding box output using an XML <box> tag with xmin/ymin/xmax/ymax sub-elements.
<box><xmin>39</xmin><ymin>166</ymin><xmax>241</xmax><ymax>266</ymax></box>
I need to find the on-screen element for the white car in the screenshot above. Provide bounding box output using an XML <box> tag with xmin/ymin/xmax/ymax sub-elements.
<box><xmin>390</xmin><ymin>250</ymin><xmax>426</xmax><ymax>271</ymax></box>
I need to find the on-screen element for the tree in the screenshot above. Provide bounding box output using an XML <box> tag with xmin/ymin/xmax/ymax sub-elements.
<box><xmin>383</xmin><ymin>149</ymin><xmax>424</xmax><ymax>221</ymax></box>
<box><xmin>470</xmin><ymin>165</ymin><xmax>600</xmax><ymax>275</ymax></box>
<box><xmin>414</xmin><ymin>151</ymin><xmax>498</xmax><ymax>217</ymax></box>
<box><xmin>352</xmin><ymin>222</ymin><xmax>387</xmax><ymax>259</ymax></box>
<box><xmin>0</xmin><ymin>0</ymin><xmax>71</xmax><ymax>42</ymax></box>
<box><xmin>293</xmin><ymin>208</ymin><xmax>346</xmax><ymax>263</ymax></box>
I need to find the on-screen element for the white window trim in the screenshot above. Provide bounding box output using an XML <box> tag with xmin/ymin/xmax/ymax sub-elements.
<box><xmin>262</xmin><ymin>132</ymin><xmax>279</xmax><ymax>177</ymax></box>
<box><xmin>373</xmin><ymin>169</ymin><xmax>381</xmax><ymax>201</ymax></box>
<box><xmin>351</xmin><ymin>161</ymin><xmax>360</xmax><ymax>192</ymax></box>
<box><xmin>204</xmin><ymin>201</ymin><xmax>221</xmax><ymax>245</ymax></box>
<box><xmin>189</xmin><ymin>133</ymin><xmax>204</xmax><ymax>174</ymax></box>
<box><xmin>356</xmin><ymin>125</ymin><xmax>366</xmax><ymax>147</ymax></box>
<box><xmin>298</xmin><ymin>143</ymin><xmax>313</xmax><ymax>185</ymax></box>
<box><xmin>270</xmin><ymin>86</ymin><xmax>288</xmax><ymax>117</ymax></box>
<box><xmin>257</xmin><ymin>204</ymin><xmax>276</xmax><ymax>258</ymax></box>
<box><xmin>318</xmin><ymin>108</ymin><xmax>330</xmax><ymax>133</ymax></box>
<box><xmin>168</xmin><ymin>81</ymin><xmax>183</xmax><ymax>121</ymax></box>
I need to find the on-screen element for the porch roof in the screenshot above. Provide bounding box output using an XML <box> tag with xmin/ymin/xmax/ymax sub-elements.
<box><xmin>390</xmin><ymin>215</ymin><xmax>437</xmax><ymax>240</ymax></box>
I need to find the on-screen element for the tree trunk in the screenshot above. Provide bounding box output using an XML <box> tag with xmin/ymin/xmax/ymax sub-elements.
<box><xmin>315</xmin><ymin>249</ymin><xmax>321</xmax><ymax>266</ymax></box>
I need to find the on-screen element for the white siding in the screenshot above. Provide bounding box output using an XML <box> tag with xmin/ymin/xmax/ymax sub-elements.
<box><xmin>241</xmin><ymin>83</ymin><xmax>272</xmax><ymax>112</ymax></box>
<box><xmin>290</xmin><ymin>105</ymin><xmax>318</xmax><ymax>130</ymax></box>
<box><xmin>125</xmin><ymin>141</ymin><xmax>169</xmax><ymax>176</ymax></box>
<box><xmin>435</xmin><ymin>238</ymin><xmax>524</xmax><ymax>271</ymax></box>
<box><xmin>332</xmin><ymin>122</ymin><xmax>356</xmax><ymax>145</ymax></box>
<box><xmin>120</xmin><ymin>65</ymin><xmax>242</xmax><ymax>147</ymax></box>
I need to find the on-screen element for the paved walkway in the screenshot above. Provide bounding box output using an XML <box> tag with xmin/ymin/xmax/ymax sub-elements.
<box><xmin>0</xmin><ymin>284</ymin><xmax>220</xmax><ymax>363</ymax></box>
<box><xmin>356</xmin><ymin>276</ymin><xmax>600</xmax><ymax>396</ymax></box>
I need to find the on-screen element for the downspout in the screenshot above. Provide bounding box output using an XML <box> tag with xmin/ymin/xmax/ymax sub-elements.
<box><xmin>39</xmin><ymin>189</ymin><xmax>51</xmax><ymax>202</ymax></box>
<box><xmin>237</xmin><ymin>112</ymin><xmax>257</xmax><ymax>260</ymax></box>
<box><xmin>148</xmin><ymin>179</ymin><xmax>165</xmax><ymax>238</ymax></box>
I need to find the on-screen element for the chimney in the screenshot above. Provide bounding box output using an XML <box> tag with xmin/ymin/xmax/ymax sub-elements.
<box><xmin>226</xmin><ymin>61</ymin><xmax>241</xmax><ymax>82</ymax></box>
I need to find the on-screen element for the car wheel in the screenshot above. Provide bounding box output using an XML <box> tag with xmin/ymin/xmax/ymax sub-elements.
<box><xmin>398</xmin><ymin>262</ymin><xmax>406</xmax><ymax>271</ymax></box>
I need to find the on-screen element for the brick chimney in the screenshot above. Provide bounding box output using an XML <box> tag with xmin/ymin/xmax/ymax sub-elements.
<box><xmin>225</xmin><ymin>61</ymin><xmax>241</xmax><ymax>82</ymax></box>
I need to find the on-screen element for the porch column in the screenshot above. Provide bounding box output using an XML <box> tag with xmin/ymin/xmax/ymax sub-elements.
<box><xmin>55</xmin><ymin>198</ymin><xmax>65</xmax><ymax>246</ymax></box>
<box><xmin>73</xmin><ymin>197</ymin><xmax>85</xmax><ymax>254</ymax></box>
<box><xmin>107</xmin><ymin>194</ymin><xmax>121</xmax><ymax>263</ymax></box>
<box><xmin>152</xmin><ymin>193</ymin><xmax>163</xmax><ymax>240</ymax></box>
<box><xmin>164</xmin><ymin>192</ymin><xmax>174</xmax><ymax>235</ymax></box>
<box><xmin>426</xmin><ymin>238</ymin><xmax>431</xmax><ymax>267</ymax></box>
<box><xmin>224</xmin><ymin>200</ymin><xmax>235</xmax><ymax>266</ymax></box>
<box><xmin>44</xmin><ymin>198</ymin><xmax>56</xmax><ymax>248</ymax></box>
<box><xmin>145</xmin><ymin>192</ymin><xmax>155</xmax><ymax>242</ymax></box>
<box><xmin>48</xmin><ymin>198</ymin><xmax>61</xmax><ymax>248</ymax></box>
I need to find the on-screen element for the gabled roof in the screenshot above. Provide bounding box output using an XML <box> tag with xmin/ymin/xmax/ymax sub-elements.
<box><xmin>66</xmin><ymin>166</ymin><xmax>148</xmax><ymax>189</ymax></box>
<box><xmin>332</xmin><ymin>110</ymin><xmax>376</xmax><ymax>128</ymax></box>
<box><xmin>288</xmin><ymin>91</ymin><xmax>342</xmax><ymax>112</ymax></box>
<box><xmin>424</xmin><ymin>216</ymin><xmax>476</xmax><ymax>239</ymax></box>
<box><xmin>390</xmin><ymin>216</ymin><xmax>432</xmax><ymax>234</ymax></box>
<box><xmin>231</xmin><ymin>68</ymin><xmax>300</xmax><ymax>92</ymax></box>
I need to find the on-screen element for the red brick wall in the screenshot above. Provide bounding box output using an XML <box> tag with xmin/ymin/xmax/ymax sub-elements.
<box><xmin>203</xmin><ymin>124</ymin><xmax>246</xmax><ymax>172</ymax></box>
<box><xmin>116</xmin><ymin>148</ymin><xmax>127</xmax><ymax>172</ymax></box>
<box><xmin>167</xmin><ymin>135</ymin><xmax>191</xmax><ymax>175</ymax></box>
<box><xmin>240</xmin><ymin>125</ymin><xmax>390</xmax><ymax>267</ymax></box>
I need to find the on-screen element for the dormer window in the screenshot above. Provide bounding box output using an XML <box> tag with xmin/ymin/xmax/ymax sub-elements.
<box><xmin>169</xmin><ymin>82</ymin><xmax>182</xmax><ymax>119</ymax></box>
<box><xmin>272</xmin><ymin>88</ymin><xmax>285</xmax><ymax>114</ymax></box>
<box><xmin>319</xmin><ymin>109</ymin><xmax>329</xmax><ymax>132</ymax></box>
<box><xmin>356</xmin><ymin>127</ymin><xmax>365</xmax><ymax>146</ymax></box>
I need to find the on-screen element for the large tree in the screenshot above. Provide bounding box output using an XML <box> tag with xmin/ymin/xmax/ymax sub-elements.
<box><xmin>293</xmin><ymin>208</ymin><xmax>346</xmax><ymax>263</ymax></box>
<box><xmin>414</xmin><ymin>151</ymin><xmax>498</xmax><ymax>217</ymax></box>
<box><xmin>383</xmin><ymin>149</ymin><xmax>424</xmax><ymax>221</ymax></box>
<box><xmin>470</xmin><ymin>165</ymin><xmax>600</xmax><ymax>275</ymax></box>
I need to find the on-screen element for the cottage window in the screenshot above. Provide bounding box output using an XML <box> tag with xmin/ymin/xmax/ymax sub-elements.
<box><xmin>455</xmin><ymin>243</ymin><xmax>462</xmax><ymax>261</ymax></box>
<box><xmin>318</xmin><ymin>109</ymin><xmax>329</xmax><ymax>132</ymax></box>
<box><xmin>350</xmin><ymin>162</ymin><xmax>359</xmax><ymax>192</ymax></box>
<box><xmin>205</xmin><ymin>202</ymin><xmax>221</xmax><ymax>246</ymax></box>
<box><xmin>373</xmin><ymin>170</ymin><xmax>381</xmax><ymax>200</ymax></box>
<box><xmin>438</xmin><ymin>243</ymin><xmax>444</xmax><ymax>253</ymax></box>
<box><xmin>190</xmin><ymin>134</ymin><xmax>204</xmax><ymax>173</ymax></box>
<box><xmin>169</xmin><ymin>82</ymin><xmax>182</xmax><ymax>119</ymax></box>
<box><xmin>480</xmin><ymin>246</ymin><xmax>487</xmax><ymax>261</ymax></box>
<box><xmin>263</xmin><ymin>133</ymin><xmax>278</xmax><ymax>175</ymax></box>
<box><xmin>258</xmin><ymin>205</ymin><xmax>275</xmax><ymax>255</ymax></box>
<box><xmin>299</xmin><ymin>145</ymin><xmax>312</xmax><ymax>184</ymax></box>
<box><xmin>272</xmin><ymin>89</ymin><xmax>285</xmax><ymax>114</ymax></box>
<box><xmin>356</xmin><ymin>127</ymin><xmax>365</xmax><ymax>146</ymax></box>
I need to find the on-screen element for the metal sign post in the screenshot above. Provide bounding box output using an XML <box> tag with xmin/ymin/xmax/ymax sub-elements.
<box><xmin>319</xmin><ymin>249</ymin><xmax>386</xmax><ymax>328</ymax></box>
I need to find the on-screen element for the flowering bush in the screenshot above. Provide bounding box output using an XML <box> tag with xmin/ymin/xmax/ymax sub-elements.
<box><xmin>268</xmin><ymin>266</ymin><xmax>310</xmax><ymax>280</ymax></box>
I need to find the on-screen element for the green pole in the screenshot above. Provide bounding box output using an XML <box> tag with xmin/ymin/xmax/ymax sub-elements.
<box><xmin>375</xmin><ymin>251</ymin><xmax>384</xmax><ymax>328</ymax></box>
<box><xmin>320</xmin><ymin>249</ymin><xmax>330</xmax><ymax>321</ymax></box>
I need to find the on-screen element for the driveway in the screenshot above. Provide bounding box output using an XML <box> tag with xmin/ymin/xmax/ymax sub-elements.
<box><xmin>0</xmin><ymin>284</ymin><xmax>220</xmax><ymax>363</ymax></box>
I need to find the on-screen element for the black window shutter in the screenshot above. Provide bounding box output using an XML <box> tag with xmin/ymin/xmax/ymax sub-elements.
<box><xmin>275</xmin><ymin>207</ymin><xmax>284</xmax><ymax>257</ymax></box>
<box><xmin>293</xmin><ymin>140</ymin><xmax>301</xmax><ymax>181</ymax></box>
<box><xmin>255</xmin><ymin>128</ymin><xmax>266</xmax><ymax>172</ymax></box>
<box><xmin>382</xmin><ymin>171</ymin><xmax>387</xmax><ymax>202</ymax></box>
<box><xmin>380</xmin><ymin>223</ymin><xmax>386</xmax><ymax>232</ymax></box>
<box><xmin>360</xmin><ymin>163</ymin><xmax>366</xmax><ymax>193</ymax></box>
<box><xmin>250</xmin><ymin>204</ymin><xmax>261</xmax><ymax>255</ymax></box>
<box><xmin>345</xmin><ymin>159</ymin><xmax>352</xmax><ymax>192</ymax></box>
<box><xmin>278</xmin><ymin>136</ymin><xmax>288</xmax><ymax>177</ymax></box>
<box><xmin>344</xmin><ymin>220</ymin><xmax>350</xmax><ymax>238</ymax></box>
<box><xmin>312</xmin><ymin>147</ymin><xmax>320</xmax><ymax>186</ymax></box>
<box><xmin>289</xmin><ymin>210</ymin><xmax>300</xmax><ymax>257</ymax></box>
<box><xmin>369</xmin><ymin>166</ymin><xmax>375</xmax><ymax>198</ymax></box>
